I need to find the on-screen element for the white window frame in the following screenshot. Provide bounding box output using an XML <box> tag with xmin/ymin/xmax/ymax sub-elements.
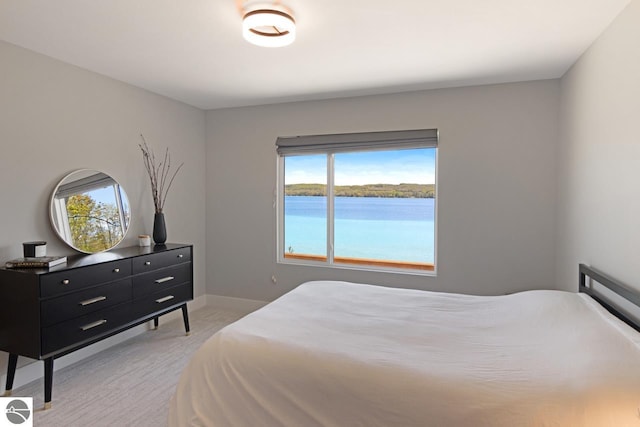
<box><xmin>276</xmin><ymin>129</ymin><xmax>438</xmax><ymax>276</ymax></box>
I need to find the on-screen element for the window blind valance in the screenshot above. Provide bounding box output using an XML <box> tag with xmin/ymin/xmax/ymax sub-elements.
<box><xmin>276</xmin><ymin>129</ymin><xmax>438</xmax><ymax>155</ymax></box>
<box><xmin>55</xmin><ymin>172</ymin><xmax>116</xmax><ymax>199</ymax></box>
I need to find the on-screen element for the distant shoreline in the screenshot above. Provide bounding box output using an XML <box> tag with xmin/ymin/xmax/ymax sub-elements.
<box><xmin>285</xmin><ymin>183</ymin><xmax>435</xmax><ymax>198</ymax></box>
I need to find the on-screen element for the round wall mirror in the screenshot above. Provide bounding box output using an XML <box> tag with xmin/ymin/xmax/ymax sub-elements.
<box><xmin>50</xmin><ymin>169</ymin><xmax>131</xmax><ymax>254</ymax></box>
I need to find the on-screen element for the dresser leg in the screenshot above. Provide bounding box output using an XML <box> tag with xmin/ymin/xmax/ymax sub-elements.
<box><xmin>44</xmin><ymin>357</ymin><xmax>54</xmax><ymax>410</ymax></box>
<box><xmin>181</xmin><ymin>304</ymin><xmax>190</xmax><ymax>336</ymax></box>
<box><xmin>153</xmin><ymin>317</ymin><xmax>159</xmax><ymax>329</ymax></box>
<box><xmin>3</xmin><ymin>353</ymin><xmax>18</xmax><ymax>396</ymax></box>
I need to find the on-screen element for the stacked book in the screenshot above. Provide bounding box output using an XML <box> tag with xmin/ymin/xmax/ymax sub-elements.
<box><xmin>5</xmin><ymin>255</ymin><xmax>67</xmax><ymax>269</ymax></box>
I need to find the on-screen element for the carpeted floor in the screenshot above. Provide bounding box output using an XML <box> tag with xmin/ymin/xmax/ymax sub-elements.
<box><xmin>13</xmin><ymin>306</ymin><xmax>245</xmax><ymax>427</ymax></box>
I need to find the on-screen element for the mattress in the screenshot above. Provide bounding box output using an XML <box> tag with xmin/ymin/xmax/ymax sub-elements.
<box><xmin>169</xmin><ymin>281</ymin><xmax>640</xmax><ymax>426</ymax></box>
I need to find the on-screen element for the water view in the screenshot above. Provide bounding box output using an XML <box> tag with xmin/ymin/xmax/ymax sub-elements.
<box><xmin>284</xmin><ymin>196</ymin><xmax>435</xmax><ymax>264</ymax></box>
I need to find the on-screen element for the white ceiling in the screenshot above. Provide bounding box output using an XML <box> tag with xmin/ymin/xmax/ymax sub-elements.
<box><xmin>0</xmin><ymin>0</ymin><xmax>631</xmax><ymax>110</ymax></box>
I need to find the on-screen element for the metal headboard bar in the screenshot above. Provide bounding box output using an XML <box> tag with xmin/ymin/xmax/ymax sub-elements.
<box><xmin>578</xmin><ymin>263</ymin><xmax>640</xmax><ymax>332</ymax></box>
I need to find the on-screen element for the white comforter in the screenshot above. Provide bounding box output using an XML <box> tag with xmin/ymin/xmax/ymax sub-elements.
<box><xmin>169</xmin><ymin>281</ymin><xmax>640</xmax><ymax>426</ymax></box>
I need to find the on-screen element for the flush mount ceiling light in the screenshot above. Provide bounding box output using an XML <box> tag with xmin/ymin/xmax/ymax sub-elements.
<box><xmin>240</xmin><ymin>3</ymin><xmax>296</xmax><ymax>48</ymax></box>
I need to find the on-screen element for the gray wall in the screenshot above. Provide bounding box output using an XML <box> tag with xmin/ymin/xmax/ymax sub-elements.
<box><xmin>206</xmin><ymin>81</ymin><xmax>560</xmax><ymax>301</ymax></box>
<box><xmin>0</xmin><ymin>40</ymin><xmax>206</xmax><ymax>369</ymax></box>
<box><xmin>557</xmin><ymin>0</ymin><xmax>640</xmax><ymax>291</ymax></box>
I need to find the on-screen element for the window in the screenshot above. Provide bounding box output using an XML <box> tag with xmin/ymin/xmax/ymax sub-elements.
<box><xmin>277</xmin><ymin>129</ymin><xmax>437</xmax><ymax>273</ymax></box>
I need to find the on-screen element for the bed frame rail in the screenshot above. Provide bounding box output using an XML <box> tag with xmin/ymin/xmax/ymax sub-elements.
<box><xmin>579</xmin><ymin>263</ymin><xmax>640</xmax><ymax>332</ymax></box>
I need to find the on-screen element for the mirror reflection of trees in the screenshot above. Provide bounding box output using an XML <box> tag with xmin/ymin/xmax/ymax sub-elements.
<box><xmin>66</xmin><ymin>194</ymin><xmax>124</xmax><ymax>253</ymax></box>
<box><xmin>50</xmin><ymin>170</ymin><xmax>130</xmax><ymax>254</ymax></box>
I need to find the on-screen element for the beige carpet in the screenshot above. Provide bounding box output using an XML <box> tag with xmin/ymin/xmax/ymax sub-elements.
<box><xmin>13</xmin><ymin>306</ymin><xmax>245</xmax><ymax>427</ymax></box>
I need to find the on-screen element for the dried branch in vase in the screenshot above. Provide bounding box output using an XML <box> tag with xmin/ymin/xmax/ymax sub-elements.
<box><xmin>139</xmin><ymin>134</ymin><xmax>184</xmax><ymax>213</ymax></box>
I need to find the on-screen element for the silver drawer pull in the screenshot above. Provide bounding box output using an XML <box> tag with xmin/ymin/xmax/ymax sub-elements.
<box><xmin>79</xmin><ymin>296</ymin><xmax>107</xmax><ymax>306</ymax></box>
<box><xmin>144</xmin><ymin>261</ymin><xmax>151</xmax><ymax>266</ymax></box>
<box><xmin>80</xmin><ymin>319</ymin><xmax>107</xmax><ymax>331</ymax></box>
<box><xmin>177</xmin><ymin>254</ymin><xmax>184</xmax><ymax>258</ymax></box>
<box><xmin>113</xmin><ymin>268</ymin><xmax>120</xmax><ymax>273</ymax></box>
<box><xmin>155</xmin><ymin>276</ymin><xmax>174</xmax><ymax>284</ymax></box>
<box><xmin>61</xmin><ymin>279</ymin><xmax>70</xmax><ymax>285</ymax></box>
<box><xmin>155</xmin><ymin>295</ymin><xmax>175</xmax><ymax>303</ymax></box>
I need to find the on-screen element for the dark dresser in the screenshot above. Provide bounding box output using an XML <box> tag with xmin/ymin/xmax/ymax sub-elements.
<box><xmin>0</xmin><ymin>243</ymin><xmax>193</xmax><ymax>409</ymax></box>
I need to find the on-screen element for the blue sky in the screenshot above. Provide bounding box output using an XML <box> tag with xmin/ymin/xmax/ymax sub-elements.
<box><xmin>82</xmin><ymin>186</ymin><xmax>129</xmax><ymax>213</ymax></box>
<box><xmin>285</xmin><ymin>148</ymin><xmax>436</xmax><ymax>186</ymax></box>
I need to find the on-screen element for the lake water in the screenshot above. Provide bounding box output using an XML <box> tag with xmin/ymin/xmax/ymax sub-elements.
<box><xmin>284</xmin><ymin>196</ymin><xmax>435</xmax><ymax>263</ymax></box>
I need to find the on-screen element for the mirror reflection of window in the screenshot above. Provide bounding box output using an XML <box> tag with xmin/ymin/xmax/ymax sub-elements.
<box><xmin>51</xmin><ymin>171</ymin><xmax>130</xmax><ymax>253</ymax></box>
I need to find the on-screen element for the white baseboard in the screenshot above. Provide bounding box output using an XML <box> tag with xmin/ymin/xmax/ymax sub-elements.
<box><xmin>1</xmin><ymin>294</ymin><xmax>208</xmax><ymax>393</ymax></box>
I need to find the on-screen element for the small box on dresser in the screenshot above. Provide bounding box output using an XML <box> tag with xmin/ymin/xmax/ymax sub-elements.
<box><xmin>0</xmin><ymin>243</ymin><xmax>193</xmax><ymax>409</ymax></box>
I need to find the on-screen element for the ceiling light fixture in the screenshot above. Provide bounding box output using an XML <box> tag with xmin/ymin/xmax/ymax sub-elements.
<box><xmin>241</xmin><ymin>4</ymin><xmax>296</xmax><ymax>48</ymax></box>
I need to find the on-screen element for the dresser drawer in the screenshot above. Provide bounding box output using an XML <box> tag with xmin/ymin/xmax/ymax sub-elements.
<box><xmin>41</xmin><ymin>260</ymin><xmax>132</xmax><ymax>298</ymax></box>
<box><xmin>132</xmin><ymin>263</ymin><xmax>191</xmax><ymax>299</ymax></box>
<box><xmin>132</xmin><ymin>247</ymin><xmax>191</xmax><ymax>275</ymax></box>
<box><xmin>41</xmin><ymin>279</ymin><xmax>132</xmax><ymax>327</ymax></box>
<box><xmin>42</xmin><ymin>302</ymin><xmax>134</xmax><ymax>355</ymax></box>
<box><xmin>134</xmin><ymin>283</ymin><xmax>192</xmax><ymax>319</ymax></box>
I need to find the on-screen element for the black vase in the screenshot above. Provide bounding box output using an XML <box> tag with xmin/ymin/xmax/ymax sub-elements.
<box><xmin>153</xmin><ymin>212</ymin><xmax>167</xmax><ymax>245</ymax></box>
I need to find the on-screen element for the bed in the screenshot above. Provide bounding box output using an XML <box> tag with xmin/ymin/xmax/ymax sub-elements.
<box><xmin>169</xmin><ymin>265</ymin><xmax>640</xmax><ymax>426</ymax></box>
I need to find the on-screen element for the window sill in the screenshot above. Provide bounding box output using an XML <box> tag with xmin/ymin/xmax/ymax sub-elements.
<box><xmin>283</xmin><ymin>253</ymin><xmax>435</xmax><ymax>272</ymax></box>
